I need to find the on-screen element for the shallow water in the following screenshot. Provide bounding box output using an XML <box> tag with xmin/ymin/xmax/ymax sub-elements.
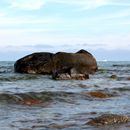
<box><xmin>0</xmin><ymin>61</ymin><xmax>130</xmax><ymax>130</ymax></box>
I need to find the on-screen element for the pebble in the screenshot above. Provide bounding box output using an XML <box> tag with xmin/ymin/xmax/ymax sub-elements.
<box><xmin>87</xmin><ymin>114</ymin><xmax>129</xmax><ymax>126</ymax></box>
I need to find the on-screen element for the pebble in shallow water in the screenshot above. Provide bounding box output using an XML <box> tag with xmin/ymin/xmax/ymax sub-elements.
<box><xmin>83</xmin><ymin>91</ymin><xmax>113</xmax><ymax>98</ymax></box>
<box><xmin>20</xmin><ymin>98</ymin><xmax>42</xmax><ymax>105</ymax></box>
<box><xmin>18</xmin><ymin>98</ymin><xmax>50</xmax><ymax>106</ymax></box>
<box><xmin>53</xmin><ymin>73</ymin><xmax>89</xmax><ymax>80</ymax></box>
<box><xmin>47</xmin><ymin>123</ymin><xmax>76</xmax><ymax>129</ymax></box>
<box><xmin>110</xmin><ymin>74</ymin><xmax>118</xmax><ymax>79</ymax></box>
<box><xmin>86</xmin><ymin>114</ymin><xmax>129</xmax><ymax>126</ymax></box>
<box><xmin>127</xmin><ymin>77</ymin><xmax>130</xmax><ymax>80</ymax></box>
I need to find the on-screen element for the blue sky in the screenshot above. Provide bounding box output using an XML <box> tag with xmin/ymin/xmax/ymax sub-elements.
<box><xmin>0</xmin><ymin>0</ymin><xmax>130</xmax><ymax>61</ymax></box>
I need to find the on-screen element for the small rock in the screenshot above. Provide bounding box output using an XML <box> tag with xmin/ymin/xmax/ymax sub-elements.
<box><xmin>110</xmin><ymin>75</ymin><xmax>118</xmax><ymax>79</ymax></box>
<box><xmin>71</xmin><ymin>74</ymin><xmax>89</xmax><ymax>80</ymax></box>
<box><xmin>48</xmin><ymin>123</ymin><xmax>76</xmax><ymax>129</ymax></box>
<box><xmin>19</xmin><ymin>128</ymin><xmax>32</xmax><ymax>130</ymax></box>
<box><xmin>127</xmin><ymin>77</ymin><xmax>130</xmax><ymax>80</ymax></box>
<box><xmin>90</xmin><ymin>112</ymin><xmax>97</xmax><ymax>115</ymax></box>
<box><xmin>87</xmin><ymin>91</ymin><xmax>112</xmax><ymax>98</ymax></box>
<box><xmin>31</xmin><ymin>125</ymin><xmax>45</xmax><ymax>129</ymax></box>
<box><xmin>53</xmin><ymin>74</ymin><xmax>89</xmax><ymax>80</ymax></box>
<box><xmin>21</xmin><ymin>98</ymin><xmax>42</xmax><ymax>106</ymax></box>
<box><xmin>78</xmin><ymin>84</ymin><xmax>88</xmax><ymax>88</ymax></box>
<box><xmin>86</xmin><ymin>114</ymin><xmax>129</xmax><ymax>126</ymax></box>
<box><xmin>18</xmin><ymin>98</ymin><xmax>50</xmax><ymax>106</ymax></box>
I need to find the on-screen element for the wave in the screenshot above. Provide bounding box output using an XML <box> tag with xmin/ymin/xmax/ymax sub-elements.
<box><xmin>113</xmin><ymin>87</ymin><xmax>130</xmax><ymax>92</ymax></box>
<box><xmin>0</xmin><ymin>90</ymin><xmax>119</xmax><ymax>105</ymax></box>
<box><xmin>112</xmin><ymin>64</ymin><xmax>130</xmax><ymax>67</ymax></box>
<box><xmin>0</xmin><ymin>91</ymin><xmax>84</xmax><ymax>105</ymax></box>
<box><xmin>98</xmin><ymin>68</ymin><xmax>130</xmax><ymax>74</ymax></box>
<box><xmin>0</xmin><ymin>74</ymin><xmax>39</xmax><ymax>81</ymax></box>
<box><xmin>0</xmin><ymin>66</ymin><xmax>14</xmax><ymax>73</ymax></box>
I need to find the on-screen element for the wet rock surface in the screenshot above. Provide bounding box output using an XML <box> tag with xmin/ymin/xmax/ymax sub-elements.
<box><xmin>87</xmin><ymin>91</ymin><xmax>113</xmax><ymax>98</ymax></box>
<box><xmin>87</xmin><ymin>114</ymin><xmax>129</xmax><ymax>126</ymax></box>
<box><xmin>53</xmin><ymin>73</ymin><xmax>89</xmax><ymax>80</ymax></box>
<box><xmin>127</xmin><ymin>77</ymin><xmax>130</xmax><ymax>80</ymax></box>
<box><xmin>14</xmin><ymin>52</ymin><xmax>53</xmax><ymax>74</ymax></box>
<box><xmin>14</xmin><ymin>49</ymin><xmax>98</xmax><ymax>80</ymax></box>
<box><xmin>47</xmin><ymin>123</ymin><xmax>77</xmax><ymax>129</ymax></box>
<box><xmin>110</xmin><ymin>74</ymin><xmax>118</xmax><ymax>79</ymax></box>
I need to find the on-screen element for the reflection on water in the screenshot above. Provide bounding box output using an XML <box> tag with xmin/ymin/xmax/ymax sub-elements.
<box><xmin>0</xmin><ymin>61</ymin><xmax>130</xmax><ymax>130</ymax></box>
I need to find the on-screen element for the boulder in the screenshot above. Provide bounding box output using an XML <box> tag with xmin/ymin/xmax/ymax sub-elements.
<box><xmin>14</xmin><ymin>49</ymin><xmax>98</xmax><ymax>80</ymax></box>
<box><xmin>14</xmin><ymin>52</ymin><xmax>53</xmax><ymax>74</ymax></box>
<box><xmin>52</xmin><ymin>49</ymin><xmax>97</xmax><ymax>79</ymax></box>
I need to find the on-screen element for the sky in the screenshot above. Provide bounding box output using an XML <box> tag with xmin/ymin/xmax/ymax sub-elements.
<box><xmin>0</xmin><ymin>0</ymin><xmax>130</xmax><ymax>61</ymax></box>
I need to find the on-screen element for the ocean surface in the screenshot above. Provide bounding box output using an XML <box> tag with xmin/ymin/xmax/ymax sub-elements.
<box><xmin>0</xmin><ymin>61</ymin><xmax>130</xmax><ymax>130</ymax></box>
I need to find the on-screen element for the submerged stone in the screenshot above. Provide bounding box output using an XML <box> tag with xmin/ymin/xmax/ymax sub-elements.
<box><xmin>127</xmin><ymin>77</ymin><xmax>130</xmax><ymax>80</ymax></box>
<box><xmin>87</xmin><ymin>114</ymin><xmax>129</xmax><ymax>126</ymax></box>
<box><xmin>20</xmin><ymin>98</ymin><xmax>42</xmax><ymax>106</ymax></box>
<box><xmin>48</xmin><ymin>123</ymin><xmax>76</xmax><ymax>129</ymax></box>
<box><xmin>87</xmin><ymin>91</ymin><xmax>112</xmax><ymax>98</ymax></box>
<box><xmin>78</xmin><ymin>84</ymin><xmax>88</xmax><ymax>88</ymax></box>
<box><xmin>53</xmin><ymin>73</ymin><xmax>89</xmax><ymax>80</ymax></box>
<box><xmin>110</xmin><ymin>75</ymin><xmax>118</xmax><ymax>79</ymax></box>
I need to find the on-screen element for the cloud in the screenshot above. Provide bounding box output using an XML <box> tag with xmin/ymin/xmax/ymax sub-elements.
<box><xmin>0</xmin><ymin>16</ymin><xmax>63</xmax><ymax>26</ymax></box>
<box><xmin>1</xmin><ymin>0</ymin><xmax>130</xmax><ymax>11</ymax></box>
<box><xmin>0</xmin><ymin>0</ymin><xmax>129</xmax><ymax>52</ymax></box>
<box><xmin>10</xmin><ymin>0</ymin><xmax>45</xmax><ymax>10</ymax></box>
<box><xmin>109</xmin><ymin>0</ymin><xmax>130</xmax><ymax>6</ymax></box>
<box><xmin>47</xmin><ymin>0</ymin><xmax>130</xmax><ymax>10</ymax></box>
<box><xmin>9</xmin><ymin>0</ymin><xmax>128</xmax><ymax>11</ymax></box>
<box><xmin>77</xmin><ymin>0</ymin><xmax>109</xmax><ymax>10</ymax></box>
<box><xmin>47</xmin><ymin>0</ymin><xmax>109</xmax><ymax>10</ymax></box>
<box><xmin>76</xmin><ymin>9</ymin><xmax>130</xmax><ymax>29</ymax></box>
<box><xmin>95</xmin><ymin>8</ymin><xmax>130</xmax><ymax>20</ymax></box>
<box><xmin>0</xmin><ymin>28</ymin><xmax>129</xmax><ymax>51</ymax></box>
<box><xmin>0</xmin><ymin>12</ymin><xmax>6</xmax><ymax>17</ymax></box>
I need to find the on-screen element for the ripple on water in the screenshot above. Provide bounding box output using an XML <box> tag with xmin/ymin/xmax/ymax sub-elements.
<box><xmin>0</xmin><ymin>61</ymin><xmax>130</xmax><ymax>130</ymax></box>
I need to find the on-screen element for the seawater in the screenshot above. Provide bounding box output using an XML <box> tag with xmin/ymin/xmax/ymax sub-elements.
<box><xmin>0</xmin><ymin>61</ymin><xmax>130</xmax><ymax>130</ymax></box>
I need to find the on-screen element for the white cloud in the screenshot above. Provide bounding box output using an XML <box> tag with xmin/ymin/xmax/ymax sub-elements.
<box><xmin>47</xmin><ymin>0</ymin><xmax>109</xmax><ymax>10</ymax></box>
<box><xmin>0</xmin><ymin>28</ymin><xmax>130</xmax><ymax>51</ymax></box>
<box><xmin>10</xmin><ymin>0</ymin><xmax>45</xmax><ymax>10</ymax></box>
<box><xmin>72</xmin><ymin>8</ymin><xmax>130</xmax><ymax>28</ymax></box>
<box><xmin>77</xmin><ymin>0</ymin><xmax>109</xmax><ymax>10</ymax></box>
<box><xmin>117</xmin><ymin>20</ymin><xmax>130</xmax><ymax>25</ymax></box>
<box><xmin>86</xmin><ymin>34</ymin><xmax>130</xmax><ymax>50</ymax></box>
<box><xmin>0</xmin><ymin>16</ymin><xmax>63</xmax><ymax>26</ymax></box>
<box><xmin>46</xmin><ymin>0</ymin><xmax>130</xmax><ymax>10</ymax></box>
<box><xmin>1</xmin><ymin>0</ymin><xmax>130</xmax><ymax>11</ymax></box>
<box><xmin>109</xmin><ymin>0</ymin><xmax>130</xmax><ymax>6</ymax></box>
<box><xmin>106</xmin><ymin>9</ymin><xmax>130</xmax><ymax>19</ymax></box>
<box><xmin>0</xmin><ymin>12</ymin><xmax>6</xmax><ymax>17</ymax></box>
<box><xmin>83</xmin><ymin>8</ymin><xmax>130</xmax><ymax>30</ymax></box>
<box><xmin>0</xmin><ymin>0</ymin><xmax>130</xmax><ymax>52</ymax></box>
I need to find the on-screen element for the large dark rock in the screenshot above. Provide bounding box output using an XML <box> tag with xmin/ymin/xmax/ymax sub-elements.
<box><xmin>52</xmin><ymin>49</ymin><xmax>97</xmax><ymax>79</ymax></box>
<box><xmin>14</xmin><ymin>49</ymin><xmax>98</xmax><ymax>80</ymax></box>
<box><xmin>14</xmin><ymin>52</ymin><xmax>53</xmax><ymax>74</ymax></box>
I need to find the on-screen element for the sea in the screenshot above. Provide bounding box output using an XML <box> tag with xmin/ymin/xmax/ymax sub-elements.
<box><xmin>0</xmin><ymin>61</ymin><xmax>130</xmax><ymax>130</ymax></box>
